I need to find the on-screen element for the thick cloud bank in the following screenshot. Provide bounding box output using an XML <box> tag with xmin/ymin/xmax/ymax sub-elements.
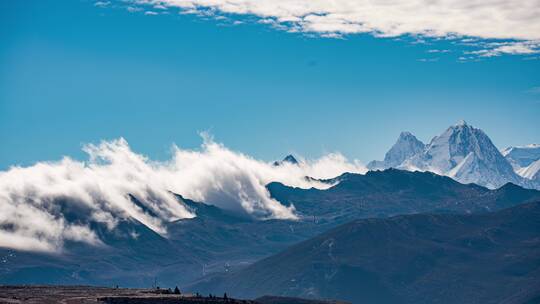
<box><xmin>0</xmin><ymin>136</ymin><xmax>366</xmax><ymax>252</ymax></box>
<box><xmin>133</xmin><ymin>0</ymin><xmax>540</xmax><ymax>55</ymax></box>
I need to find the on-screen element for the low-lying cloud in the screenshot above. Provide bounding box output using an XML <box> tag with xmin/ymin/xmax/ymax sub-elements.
<box><xmin>126</xmin><ymin>0</ymin><xmax>540</xmax><ymax>56</ymax></box>
<box><xmin>0</xmin><ymin>135</ymin><xmax>366</xmax><ymax>253</ymax></box>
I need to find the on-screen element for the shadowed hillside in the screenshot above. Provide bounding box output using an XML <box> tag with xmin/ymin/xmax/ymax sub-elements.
<box><xmin>188</xmin><ymin>201</ymin><xmax>540</xmax><ymax>304</ymax></box>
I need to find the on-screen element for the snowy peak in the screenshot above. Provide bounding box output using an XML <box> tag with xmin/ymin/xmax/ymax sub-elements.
<box><xmin>396</xmin><ymin>131</ymin><xmax>422</xmax><ymax>144</ymax></box>
<box><xmin>399</xmin><ymin>131</ymin><xmax>415</xmax><ymax>138</ymax></box>
<box><xmin>420</xmin><ymin>122</ymin><xmax>501</xmax><ymax>170</ymax></box>
<box><xmin>367</xmin><ymin>131</ymin><xmax>424</xmax><ymax>170</ymax></box>
<box><xmin>455</xmin><ymin>119</ymin><xmax>468</xmax><ymax>126</ymax></box>
<box><xmin>410</xmin><ymin>122</ymin><xmax>520</xmax><ymax>188</ymax></box>
<box><xmin>383</xmin><ymin>131</ymin><xmax>425</xmax><ymax>167</ymax></box>
<box><xmin>273</xmin><ymin>154</ymin><xmax>299</xmax><ymax>166</ymax></box>
<box><xmin>446</xmin><ymin>123</ymin><xmax>490</xmax><ymax>160</ymax></box>
<box><xmin>283</xmin><ymin>154</ymin><xmax>299</xmax><ymax>165</ymax></box>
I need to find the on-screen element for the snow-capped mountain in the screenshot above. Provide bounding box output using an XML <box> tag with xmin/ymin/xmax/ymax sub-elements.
<box><xmin>367</xmin><ymin>131</ymin><xmax>425</xmax><ymax>170</ymax></box>
<box><xmin>272</xmin><ymin>154</ymin><xmax>299</xmax><ymax>166</ymax></box>
<box><xmin>402</xmin><ymin>120</ymin><xmax>522</xmax><ymax>188</ymax></box>
<box><xmin>369</xmin><ymin>121</ymin><xmax>537</xmax><ymax>189</ymax></box>
<box><xmin>501</xmin><ymin>144</ymin><xmax>540</xmax><ymax>173</ymax></box>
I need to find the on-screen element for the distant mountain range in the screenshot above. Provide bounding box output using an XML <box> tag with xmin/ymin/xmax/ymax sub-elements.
<box><xmin>188</xmin><ymin>201</ymin><xmax>540</xmax><ymax>304</ymax></box>
<box><xmin>367</xmin><ymin>121</ymin><xmax>540</xmax><ymax>190</ymax></box>
<box><xmin>3</xmin><ymin>169</ymin><xmax>539</xmax><ymax>290</ymax></box>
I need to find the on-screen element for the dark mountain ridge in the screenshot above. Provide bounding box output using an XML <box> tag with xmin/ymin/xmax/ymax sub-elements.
<box><xmin>188</xmin><ymin>201</ymin><xmax>540</xmax><ymax>304</ymax></box>
<box><xmin>269</xmin><ymin>169</ymin><xmax>540</xmax><ymax>220</ymax></box>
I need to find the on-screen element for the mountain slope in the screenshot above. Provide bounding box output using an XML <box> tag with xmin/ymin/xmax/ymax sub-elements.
<box><xmin>502</xmin><ymin>144</ymin><xmax>540</xmax><ymax>171</ymax></box>
<box><xmin>189</xmin><ymin>201</ymin><xmax>540</xmax><ymax>304</ymax></box>
<box><xmin>517</xmin><ymin>158</ymin><xmax>540</xmax><ymax>180</ymax></box>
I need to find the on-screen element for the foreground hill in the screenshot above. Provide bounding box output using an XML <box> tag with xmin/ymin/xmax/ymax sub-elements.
<box><xmin>0</xmin><ymin>285</ymin><xmax>345</xmax><ymax>304</ymax></box>
<box><xmin>188</xmin><ymin>201</ymin><xmax>540</xmax><ymax>304</ymax></box>
<box><xmin>2</xmin><ymin>170</ymin><xmax>540</xmax><ymax>288</ymax></box>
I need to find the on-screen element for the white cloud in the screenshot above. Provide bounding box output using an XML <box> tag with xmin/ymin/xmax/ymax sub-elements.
<box><xmin>120</xmin><ymin>0</ymin><xmax>540</xmax><ymax>58</ymax></box>
<box><xmin>0</xmin><ymin>202</ymin><xmax>101</xmax><ymax>252</ymax></box>
<box><xmin>427</xmin><ymin>49</ymin><xmax>451</xmax><ymax>53</ymax></box>
<box><xmin>0</xmin><ymin>136</ymin><xmax>366</xmax><ymax>252</ymax></box>
<box><xmin>468</xmin><ymin>41</ymin><xmax>540</xmax><ymax>57</ymax></box>
<box><xmin>127</xmin><ymin>6</ymin><xmax>143</xmax><ymax>13</ymax></box>
<box><xmin>132</xmin><ymin>0</ymin><xmax>540</xmax><ymax>41</ymax></box>
<box><xmin>154</xmin><ymin>4</ymin><xmax>168</xmax><ymax>10</ymax></box>
<box><xmin>418</xmin><ymin>58</ymin><xmax>439</xmax><ymax>62</ymax></box>
<box><xmin>94</xmin><ymin>1</ymin><xmax>111</xmax><ymax>8</ymax></box>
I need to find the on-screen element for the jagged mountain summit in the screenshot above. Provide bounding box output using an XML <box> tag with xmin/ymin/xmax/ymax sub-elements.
<box><xmin>402</xmin><ymin>120</ymin><xmax>521</xmax><ymax>188</ymax></box>
<box><xmin>273</xmin><ymin>154</ymin><xmax>299</xmax><ymax>166</ymax></box>
<box><xmin>369</xmin><ymin>121</ymin><xmax>536</xmax><ymax>189</ymax></box>
<box><xmin>367</xmin><ymin>132</ymin><xmax>425</xmax><ymax>170</ymax></box>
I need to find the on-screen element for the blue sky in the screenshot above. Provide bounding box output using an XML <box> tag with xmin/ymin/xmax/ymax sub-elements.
<box><xmin>1</xmin><ymin>0</ymin><xmax>539</xmax><ymax>169</ymax></box>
